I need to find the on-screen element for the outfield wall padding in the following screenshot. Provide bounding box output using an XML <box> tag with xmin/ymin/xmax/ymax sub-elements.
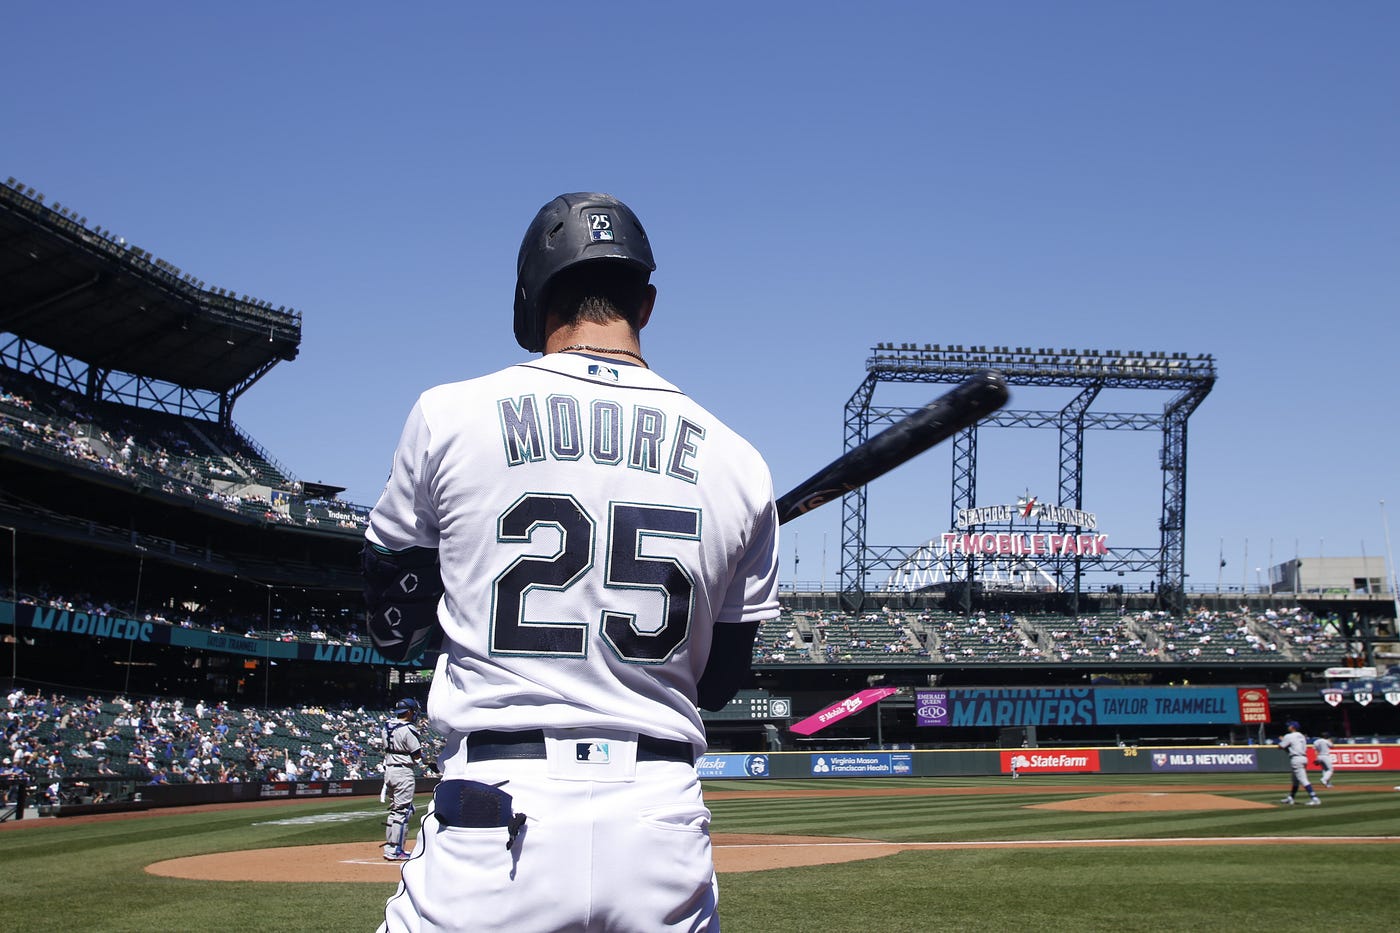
<box><xmin>43</xmin><ymin>745</ymin><xmax>1400</xmax><ymax>813</ymax></box>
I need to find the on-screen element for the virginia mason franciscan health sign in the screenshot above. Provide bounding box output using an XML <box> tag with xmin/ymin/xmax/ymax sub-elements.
<box><xmin>915</xmin><ymin>687</ymin><xmax>1270</xmax><ymax>727</ymax></box>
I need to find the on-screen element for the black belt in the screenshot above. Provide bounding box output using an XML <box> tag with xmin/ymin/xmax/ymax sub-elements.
<box><xmin>466</xmin><ymin>729</ymin><xmax>694</xmax><ymax>764</ymax></box>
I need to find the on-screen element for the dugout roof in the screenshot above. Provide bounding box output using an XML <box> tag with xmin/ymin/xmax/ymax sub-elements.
<box><xmin>0</xmin><ymin>180</ymin><xmax>300</xmax><ymax>394</ymax></box>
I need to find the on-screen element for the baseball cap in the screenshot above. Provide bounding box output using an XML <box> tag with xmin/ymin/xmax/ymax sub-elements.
<box><xmin>1286</xmin><ymin>720</ymin><xmax>1300</xmax><ymax>729</ymax></box>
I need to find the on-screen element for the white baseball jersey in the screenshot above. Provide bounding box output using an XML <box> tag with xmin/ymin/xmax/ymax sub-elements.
<box><xmin>1278</xmin><ymin>731</ymin><xmax>1308</xmax><ymax>758</ymax></box>
<box><xmin>1312</xmin><ymin>736</ymin><xmax>1332</xmax><ymax>760</ymax></box>
<box><xmin>367</xmin><ymin>352</ymin><xmax>782</xmax><ymax>751</ymax></box>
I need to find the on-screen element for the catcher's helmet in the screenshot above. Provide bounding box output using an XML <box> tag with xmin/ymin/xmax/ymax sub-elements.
<box><xmin>393</xmin><ymin>698</ymin><xmax>423</xmax><ymax>718</ymax></box>
<box><xmin>513</xmin><ymin>192</ymin><xmax>656</xmax><ymax>352</ymax></box>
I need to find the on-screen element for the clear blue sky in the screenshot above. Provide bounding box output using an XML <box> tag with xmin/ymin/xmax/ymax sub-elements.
<box><xmin>6</xmin><ymin>2</ymin><xmax>1398</xmax><ymax>592</ymax></box>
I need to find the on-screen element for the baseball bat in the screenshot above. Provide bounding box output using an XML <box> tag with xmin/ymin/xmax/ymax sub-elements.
<box><xmin>775</xmin><ymin>370</ymin><xmax>1009</xmax><ymax>526</ymax></box>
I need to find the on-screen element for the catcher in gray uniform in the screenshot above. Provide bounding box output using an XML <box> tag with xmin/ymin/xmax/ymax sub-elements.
<box><xmin>382</xmin><ymin>698</ymin><xmax>435</xmax><ymax>860</ymax></box>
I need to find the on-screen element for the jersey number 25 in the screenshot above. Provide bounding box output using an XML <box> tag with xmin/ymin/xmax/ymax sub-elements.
<box><xmin>491</xmin><ymin>493</ymin><xmax>698</xmax><ymax>664</ymax></box>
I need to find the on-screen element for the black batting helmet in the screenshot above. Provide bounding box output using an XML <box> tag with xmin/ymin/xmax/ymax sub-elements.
<box><xmin>393</xmin><ymin>698</ymin><xmax>422</xmax><ymax>718</ymax></box>
<box><xmin>513</xmin><ymin>192</ymin><xmax>656</xmax><ymax>352</ymax></box>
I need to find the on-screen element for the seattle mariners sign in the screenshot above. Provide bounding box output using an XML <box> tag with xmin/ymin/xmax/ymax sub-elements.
<box><xmin>8</xmin><ymin>601</ymin><xmax>413</xmax><ymax>666</ymax></box>
<box><xmin>957</xmin><ymin>493</ymin><xmax>1098</xmax><ymax>530</ymax></box>
<box><xmin>944</xmin><ymin>492</ymin><xmax>1109</xmax><ymax>557</ymax></box>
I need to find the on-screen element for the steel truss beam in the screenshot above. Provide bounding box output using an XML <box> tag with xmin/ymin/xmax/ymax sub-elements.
<box><xmin>841</xmin><ymin>345</ymin><xmax>1215</xmax><ymax>615</ymax></box>
<box><xmin>2</xmin><ymin>334</ymin><xmax>227</xmax><ymax>422</ymax></box>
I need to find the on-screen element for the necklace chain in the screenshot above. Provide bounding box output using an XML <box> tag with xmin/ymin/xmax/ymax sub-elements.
<box><xmin>557</xmin><ymin>344</ymin><xmax>648</xmax><ymax>368</ymax></box>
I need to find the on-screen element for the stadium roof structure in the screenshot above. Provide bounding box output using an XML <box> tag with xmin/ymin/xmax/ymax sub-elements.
<box><xmin>840</xmin><ymin>343</ymin><xmax>1217</xmax><ymax>617</ymax></box>
<box><xmin>0</xmin><ymin>178</ymin><xmax>300</xmax><ymax>419</ymax></box>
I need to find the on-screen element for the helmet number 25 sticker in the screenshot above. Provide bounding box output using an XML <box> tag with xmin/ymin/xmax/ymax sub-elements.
<box><xmin>588</xmin><ymin>212</ymin><xmax>614</xmax><ymax>241</ymax></box>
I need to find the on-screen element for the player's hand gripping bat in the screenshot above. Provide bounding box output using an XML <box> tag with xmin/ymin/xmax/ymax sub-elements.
<box><xmin>775</xmin><ymin>370</ymin><xmax>1009</xmax><ymax>526</ymax></box>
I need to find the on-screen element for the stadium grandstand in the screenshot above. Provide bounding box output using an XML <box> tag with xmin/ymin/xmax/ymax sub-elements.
<box><xmin>2</xmin><ymin>177</ymin><xmax>1397</xmax><ymax>818</ymax></box>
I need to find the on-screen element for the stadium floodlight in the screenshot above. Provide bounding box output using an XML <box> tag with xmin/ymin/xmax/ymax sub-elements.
<box><xmin>1383</xmin><ymin>500</ymin><xmax>1400</xmax><ymax>624</ymax></box>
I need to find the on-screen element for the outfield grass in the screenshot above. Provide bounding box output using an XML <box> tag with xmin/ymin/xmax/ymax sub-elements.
<box><xmin>1</xmin><ymin>773</ymin><xmax>1397</xmax><ymax>932</ymax></box>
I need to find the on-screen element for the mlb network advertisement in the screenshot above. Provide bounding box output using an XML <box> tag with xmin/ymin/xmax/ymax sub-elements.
<box><xmin>1146</xmin><ymin>745</ymin><xmax>1400</xmax><ymax>774</ymax></box>
<box><xmin>915</xmin><ymin>687</ymin><xmax>1271</xmax><ymax>727</ymax></box>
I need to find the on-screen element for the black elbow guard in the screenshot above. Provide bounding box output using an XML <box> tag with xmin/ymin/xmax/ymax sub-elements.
<box><xmin>362</xmin><ymin>542</ymin><xmax>445</xmax><ymax>662</ymax></box>
<box><xmin>696</xmin><ymin>669</ymin><xmax>740</xmax><ymax>713</ymax></box>
<box><xmin>696</xmin><ymin>621</ymin><xmax>760</xmax><ymax>712</ymax></box>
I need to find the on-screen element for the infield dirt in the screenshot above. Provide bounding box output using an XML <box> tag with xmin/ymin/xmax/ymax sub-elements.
<box><xmin>141</xmin><ymin>787</ymin><xmax>1376</xmax><ymax>882</ymax></box>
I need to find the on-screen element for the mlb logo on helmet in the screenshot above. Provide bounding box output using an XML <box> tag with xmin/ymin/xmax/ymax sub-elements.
<box><xmin>588</xmin><ymin>213</ymin><xmax>614</xmax><ymax>241</ymax></box>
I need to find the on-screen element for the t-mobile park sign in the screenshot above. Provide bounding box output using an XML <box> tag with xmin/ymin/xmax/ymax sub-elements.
<box><xmin>945</xmin><ymin>494</ymin><xmax>1108</xmax><ymax>557</ymax></box>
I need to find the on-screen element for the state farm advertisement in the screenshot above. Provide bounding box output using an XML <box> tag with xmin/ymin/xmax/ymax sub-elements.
<box><xmin>1003</xmin><ymin>749</ymin><xmax>1100</xmax><ymax>775</ymax></box>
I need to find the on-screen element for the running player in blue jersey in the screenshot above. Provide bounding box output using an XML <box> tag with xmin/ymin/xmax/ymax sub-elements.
<box><xmin>1276</xmin><ymin>721</ymin><xmax>1321</xmax><ymax>806</ymax></box>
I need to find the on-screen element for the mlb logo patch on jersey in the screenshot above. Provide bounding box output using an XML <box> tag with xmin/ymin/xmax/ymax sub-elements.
<box><xmin>576</xmin><ymin>742</ymin><xmax>611</xmax><ymax>763</ymax></box>
<box><xmin>588</xmin><ymin>363</ymin><xmax>620</xmax><ymax>382</ymax></box>
<box><xmin>588</xmin><ymin>212</ymin><xmax>614</xmax><ymax>241</ymax></box>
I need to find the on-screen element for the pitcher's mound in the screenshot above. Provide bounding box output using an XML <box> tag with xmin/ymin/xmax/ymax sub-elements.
<box><xmin>1030</xmin><ymin>792</ymin><xmax>1271</xmax><ymax>812</ymax></box>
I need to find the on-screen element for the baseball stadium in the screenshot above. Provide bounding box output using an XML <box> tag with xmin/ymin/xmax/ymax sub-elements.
<box><xmin>3</xmin><ymin>178</ymin><xmax>1399</xmax><ymax>932</ymax></box>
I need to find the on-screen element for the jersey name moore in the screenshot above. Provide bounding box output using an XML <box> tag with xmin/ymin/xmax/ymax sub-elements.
<box><xmin>498</xmin><ymin>394</ymin><xmax>707</xmax><ymax>484</ymax></box>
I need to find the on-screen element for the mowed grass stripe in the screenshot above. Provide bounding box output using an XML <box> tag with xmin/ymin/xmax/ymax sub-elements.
<box><xmin>717</xmin><ymin>845</ymin><xmax>1400</xmax><ymax>933</ymax></box>
<box><xmin>4</xmin><ymin>779</ymin><xmax>1399</xmax><ymax>933</ymax></box>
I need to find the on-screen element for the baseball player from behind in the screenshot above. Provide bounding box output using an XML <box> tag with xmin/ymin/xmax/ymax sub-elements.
<box><xmin>363</xmin><ymin>192</ymin><xmax>781</xmax><ymax>931</ymax></box>
<box><xmin>1312</xmin><ymin>731</ymin><xmax>1335</xmax><ymax>788</ymax></box>
<box><xmin>382</xmin><ymin>698</ymin><xmax>433</xmax><ymax>860</ymax></box>
<box><xmin>1276</xmin><ymin>720</ymin><xmax>1321</xmax><ymax>806</ymax></box>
